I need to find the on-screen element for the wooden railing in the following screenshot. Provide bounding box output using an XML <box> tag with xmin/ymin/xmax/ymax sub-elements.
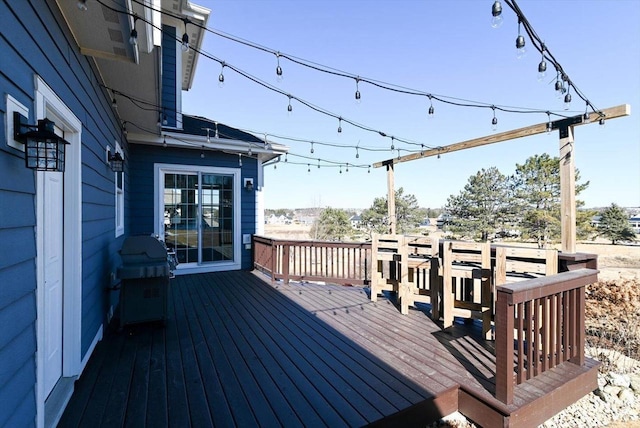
<box><xmin>494</xmin><ymin>268</ymin><xmax>598</xmax><ymax>404</ymax></box>
<box><xmin>253</xmin><ymin>235</ymin><xmax>372</xmax><ymax>286</ymax></box>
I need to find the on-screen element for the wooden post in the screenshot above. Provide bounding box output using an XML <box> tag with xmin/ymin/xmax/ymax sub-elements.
<box><xmin>495</xmin><ymin>289</ymin><xmax>514</xmax><ymax>404</ymax></box>
<box><xmin>559</xmin><ymin>125</ymin><xmax>576</xmax><ymax>253</ymax></box>
<box><xmin>386</xmin><ymin>162</ymin><xmax>396</xmax><ymax>234</ymax></box>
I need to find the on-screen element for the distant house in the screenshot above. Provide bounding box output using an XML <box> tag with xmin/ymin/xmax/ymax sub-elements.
<box><xmin>629</xmin><ymin>215</ymin><xmax>640</xmax><ymax>233</ymax></box>
<box><xmin>436</xmin><ymin>213</ymin><xmax>453</xmax><ymax>228</ymax></box>
<box><xmin>349</xmin><ymin>214</ymin><xmax>362</xmax><ymax>229</ymax></box>
<box><xmin>0</xmin><ymin>1</ymin><xmax>286</xmax><ymax>426</ymax></box>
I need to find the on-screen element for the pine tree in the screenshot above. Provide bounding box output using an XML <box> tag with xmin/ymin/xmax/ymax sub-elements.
<box><xmin>598</xmin><ymin>204</ymin><xmax>636</xmax><ymax>244</ymax></box>
<box><xmin>444</xmin><ymin>167</ymin><xmax>511</xmax><ymax>241</ymax></box>
<box><xmin>360</xmin><ymin>188</ymin><xmax>422</xmax><ymax>237</ymax></box>
<box><xmin>309</xmin><ymin>207</ymin><xmax>352</xmax><ymax>241</ymax></box>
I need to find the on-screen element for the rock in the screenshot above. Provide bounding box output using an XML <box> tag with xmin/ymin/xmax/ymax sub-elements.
<box><xmin>607</xmin><ymin>372</ymin><xmax>632</xmax><ymax>388</ymax></box>
<box><xmin>619</xmin><ymin>388</ymin><xmax>635</xmax><ymax>403</ymax></box>
<box><xmin>630</xmin><ymin>374</ymin><xmax>640</xmax><ymax>392</ymax></box>
<box><xmin>602</xmin><ymin>385</ymin><xmax>623</xmax><ymax>403</ymax></box>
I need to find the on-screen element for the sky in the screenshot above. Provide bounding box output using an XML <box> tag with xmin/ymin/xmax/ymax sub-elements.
<box><xmin>182</xmin><ymin>0</ymin><xmax>640</xmax><ymax>210</ymax></box>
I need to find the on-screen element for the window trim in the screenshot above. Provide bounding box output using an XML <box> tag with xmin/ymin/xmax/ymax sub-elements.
<box><xmin>115</xmin><ymin>141</ymin><xmax>125</xmax><ymax>237</ymax></box>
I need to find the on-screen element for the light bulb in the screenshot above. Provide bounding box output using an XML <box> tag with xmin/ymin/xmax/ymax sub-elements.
<box><xmin>337</xmin><ymin>118</ymin><xmax>342</xmax><ymax>134</ymax></box>
<box><xmin>599</xmin><ymin>118</ymin><xmax>606</xmax><ymax>127</ymax></box>
<box><xmin>248</xmin><ymin>145</ymin><xmax>252</xmax><ymax>156</ymax></box>
<box><xmin>428</xmin><ymin>105</ymin><xmax>434</xmax><ymax>117</ymax></box>
<box><xmin>287</xmin><ymin>96</ymin><xmax>292</xmax><ymax>115</ymax></box>
<box><xmin>355</xmin><ymin>147</ymin><xmax>359</xmax><ymax>158</ymax></box>
<box><xmin>537</xmin><ymin>60</ymin><xmax>547</xmax><ymax>82</ymax></box>
<box><xmin>218</xmin><ymin>72</ymin><xmax>225</xmax><ymax>88</ymax></box>
<box><xmin>564</xmin><ymin>93</ymin><xmax>572</xmax><ymax>110</ymax></box>
<box><xmin>129</xmin><ymin>29</ymin><xmax>138</xmax><ymax>46</ymax></box>
<box><xmin>491</xmin><ymin>1</ymin><xmax>503</xmax><ymax>28</ymax></box>
<box><xmin>162</xmin><ymin>114</ymin><xmax>168</xmax><ymax>126</ymax></box>
<box><xmin>181</xmin><ymin>32</ymin><xmax>189</xmax><ymax>52</ymax></box>
<box><xmin>77</xmin><ymin>0</ymin><xmax>88</xmax><ymax>11</ymax></box>
<box><xmin>355</xmin><ymin>78</ymin><xmax>361</xmax><ymax>104</ymax></box>
<box><xmin>238</xmin><ymin>154</ymin><xmax>242</xmax><ymax>167</ymax></box>
<box><xmin>163</xmin><ymin>136</ymin><xmax>167</xmax><ymax>148</ymax></box>
<box><xmin>492</xmin><ymin>116</ymin><xmax>498</xmax><ymax>132</ymax></box>
<box><xmin>275</xmin><ymin>53</ymin><xmax>283</xmax><ymax>82</ymax></box>
<box><xmin>112</xmin><ymin>98</ymin><xmax>117</xmax><ymax>109</ymax></box>
<box><xmin>390</xmin><ymin>137</ymin><xmax>395</xmax><ymax>151</ymax></box>
<box><xmin>516</xmin><ymin>35</ymin><xmax>526</xmax><ymax>59</ymax></box>
<box><xmin>310</xmin><ymin>142</ymin><xmax>314</xmax><ymax>154</ymax></box>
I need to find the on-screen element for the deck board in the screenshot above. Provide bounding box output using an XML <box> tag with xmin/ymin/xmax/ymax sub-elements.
<box><xmin>58</xmin><ymin>270</ymin><xmax>598</xmax><ymax>427</ymax></box>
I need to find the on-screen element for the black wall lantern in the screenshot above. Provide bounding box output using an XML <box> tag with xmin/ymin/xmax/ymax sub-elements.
<box><xmin>14</xmin><ymin>112</ymin><xmax>69</xmax><ymax>172</ymax></box>
<box><xmin>108</xmin><ymin>151</ymin><xmax>124</xmax><ymax>172</ymax></box>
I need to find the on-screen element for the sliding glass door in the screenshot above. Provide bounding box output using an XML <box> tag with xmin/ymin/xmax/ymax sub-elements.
<box><xmin>158</xmin><ymin>165</ymin><xmax>239</xmax><ymax>271</ymax></box>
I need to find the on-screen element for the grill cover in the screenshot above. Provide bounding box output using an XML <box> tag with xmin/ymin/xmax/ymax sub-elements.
<box><xmin>118</xmin><ymin>236</ymin><xmax>170</xmax><ymax>279</ymax></box>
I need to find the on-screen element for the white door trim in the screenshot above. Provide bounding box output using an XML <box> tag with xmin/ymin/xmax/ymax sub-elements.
<box><xmin>34</xmin><ymin>76</ymin><xmax>83</xmax><ymax>428</ymax></box>
<box><xmin>154</xmin><ymin>163</ymin><xmax>241</xmax><ymax>273</ymax></box>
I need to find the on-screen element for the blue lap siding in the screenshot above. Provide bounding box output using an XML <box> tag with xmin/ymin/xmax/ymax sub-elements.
<box><xmin>0</xmin><ymin>0</ymin><xmax>125</xmax><ymax>425</ymax></box>
<box><xmin>129</xmin><ymin>143</ymin><xmax>257</xmax><ymax>270</ymax></box>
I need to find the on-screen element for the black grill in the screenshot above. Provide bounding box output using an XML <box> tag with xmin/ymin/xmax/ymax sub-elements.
<box><xmin>117</xmin><ymin>236</ymin><xmax>175</xmax><ymax>328</ymax></box>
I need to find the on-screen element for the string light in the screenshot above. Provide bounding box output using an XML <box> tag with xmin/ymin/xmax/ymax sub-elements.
<box><xmin>355</xmin><ymin>146</ymin><xmax>359</xmax><ymax>159</ymax></box>
<box><xmin>275</xmin><ymin>52</ymin><xmax>283</xmax><ymax>82</ymax></box>
<box><xmin>214</xmin><ymin>121</ymin><xmax>219</xmax><ymax>138</ymax></box>
<box><xmin>428</xmin><ymin>95</ymin><xmax>434</xmax><ymax>118</ymax></box>
<box><xmin>200</xmin><ymin>145</ymin><xmax>205</xmax><ymax>158</ymax></box>
<box><xmin>77</xmin><ymin>0</ymin><xmax>88</xmax><ymax>11</ymax></box>
<box><xmin>515</xmin><ymin>19</ymin><xmax>526</xmax><ymax>59</ymax></box>
<box><xmin>346</xmin><ymin>163</ymin><xmax>349</xmax><ymax>173</ymax></box>
<box><xmin>583</xmin><ymin>104</ymin><xmax>590</xmax><ymax>122</ymax></box>
<box><xmin>218</xmin><ymin>62</ymin><xmax>225</xmax><ymax>88</ymax></box>
<box><xmin>491</xmin><ymin>1</ymin><xmax>503</xmax><ymax>28</ymax></box>
<box><xmin>310</xmin><ymin>142</ymin><xmax>314</xmax><ymax>154</ymax></box>
<box><xmin>354</xmin><ymin>77</ymin><xmax>361</xmax><ymax>103</ymax></box>
<box><xmin>368</xmin><ymin>166</ymin><xmax>370</xmax><ymax>173</ymax></box>
<box><xmin>420</xmin><ymin>144</ymin><xmax>424</xmax><ymax>156</ymax></box>
<box><xmin>339</xmin><ymin>165</ymin><xmax>342</xmax><ymax>174</ymax></box>
<box><xmin>537</xmin><ymin>45</ymin><xmax>547</xmax><ymax>82</ymax></box>
<box><xmin>112</xmin><ymin>97</ymin><xmax>118</xmax><ymax>109</ymax></box>
<box><xmin>491</xmin><ymin>106</ymin><xmax>498</xmax><ymax>132</ymax></box>
<box><xmin>162</xmin><ymin>113</ymin><xmax>168</xmax><ymax>126</ymax></box>
<box><xmin>337</xmin><ymin>117</ymin><xmax>342</xmax><ymax>134</ymax></box>
<box><xmin>109</xmin><ymin>0</ymin><xmax>604</xmax><ymax>129</ymax></box>
<box><xmin>546</xmin><ymin>112</ymin><xmax>552</xmax><ymax>134</ymax></box>
<box><xmin>248</xmin><ymin>144</ymin><xmax>252</xmax><ymax>156</ymax></box>
<box><xmin>238</xmin><ymin>153</ymin><xmax>242</xmax><ymax>167</ymax></box>
<box><xmin>163</xmin><ymin>135</ymin><xmax>167</xmax><ymax>147</ymax></box>
<box><xmin>599</xmin><ymin>117</ymin><xmax>606</xmax><ymax>127</ymax></box>
<box><xmin>564</xmin><ymin>87</ymin><xmax>572</xmax><ymax>111</ymax></box>
<box><xmin>307</xmin><ymin>164</ymin><xmax>310</xmax><ymax>173</ymax></box>
<box><xmin>287</xmin><ymin>95</ymin><xmax>292</xmax><ymax>114</ymax></box>
<box><xmin>554</xmin><ymin>71</ymin><xmax>564</xmax><ymax>98</ymax></box>
<box><xmin>122</xmin><ymin>121</ymin><xmax>128</xmax><ymax>136</ymax></box>
<box><xmin>181</xmin><ymin>19</ymin><xmax>190</xmax><ymax>52</ymax></box>
<box><xmin>390</xmin><ymin>136</ymin><xmax>395</xmax><ymax>151</ymax></box>
<box><xmin>317</xmin><ymin>159</ymin><xmax>320</xmax><ymax>168</ymax></box>
<box><xmin>129</xmin><ymin>17</ymin><xmax>138</xmax><ymax>46</ymax></box>
<box><xmin>284</xmin><ymin>153</ymin><xmax>288</xmax><ymax>162</ymax></box>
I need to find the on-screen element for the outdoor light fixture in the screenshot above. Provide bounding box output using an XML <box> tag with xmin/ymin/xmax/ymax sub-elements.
<box><xmin>77</xmin><ymin>0</ymin><xmax>88</xmax><ymax>11</ymax></box>
<box><xmin>14</xmin><ymin>112</ymin><xmax>69</xmax><ymax>172</ymax></box>
<box><xmin>244</xmin><ymin>178</ymin><xmax>254</xmax><ymax>192</ymax></box>
<box><xmin>275</xmin><ymin>52</ymin><xmax>283</xmax><ymax>82</ymax></box>
<box><xmin>108</xmin><ymin>151</ymin><xmax>124</xmax><ymax>173</ymax></box>
<box><xmin>491</xmin><ymin>1</ymin><xmax>503</xmax><ymax>28</ymax></box>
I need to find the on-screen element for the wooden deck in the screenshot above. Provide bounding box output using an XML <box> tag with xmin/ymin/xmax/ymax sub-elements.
<box><xmin>59</xmin><ymin>270</ymin><xmax>598</xmax><ymax>427</ymax></box>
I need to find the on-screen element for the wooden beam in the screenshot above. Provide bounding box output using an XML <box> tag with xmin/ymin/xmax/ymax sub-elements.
<box><xmin>386</xmin><ymin>163</ymin><xmax>396</xmax><ymax>234</ymax></box>
<box><xmin>373</xmin><ymin>104</ymin><xmax>630</xmax><ymax>168</ymax></box>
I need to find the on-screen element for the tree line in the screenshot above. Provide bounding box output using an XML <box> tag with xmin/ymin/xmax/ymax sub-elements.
<box><xmin>308</xmin><ymin>153</ymin><xmax>636</xmax><ymax>246</ymax></box>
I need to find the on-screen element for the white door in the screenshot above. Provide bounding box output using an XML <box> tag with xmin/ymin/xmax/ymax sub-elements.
<box><xmin>41</xmin><ymin>171</ymin><xmax>64</xmax><ymax>398</ymax></box>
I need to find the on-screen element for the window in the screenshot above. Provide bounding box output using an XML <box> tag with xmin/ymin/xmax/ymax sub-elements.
<box><xmin>115</xmin><ymin>141</ymin><xmax>124</xmax><ymax>237</ymax></box>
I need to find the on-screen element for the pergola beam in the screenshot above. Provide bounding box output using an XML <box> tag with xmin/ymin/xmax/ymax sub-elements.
<box><xmin>373</xmin><ymin>104</ymin><xmax>630</xmax><ymax>168</ymax></box>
